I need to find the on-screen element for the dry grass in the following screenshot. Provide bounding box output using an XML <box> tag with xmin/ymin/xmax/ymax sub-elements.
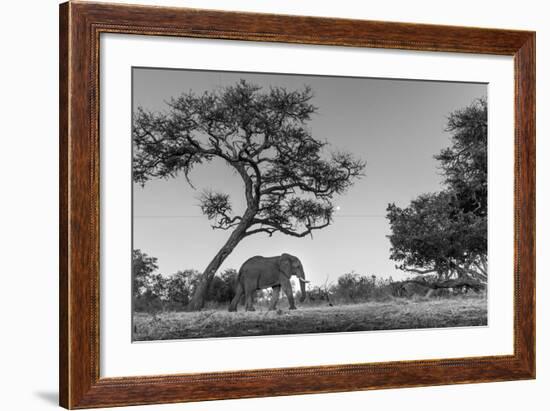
<box><xmin>133</xmin><ymin>295</ymin><xmax>487</xmax><ymax>341</ymax></box>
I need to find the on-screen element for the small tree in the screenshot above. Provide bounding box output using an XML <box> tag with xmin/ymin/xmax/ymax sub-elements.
<box><xmin>134</xmin><ymin>80</ymin><xmax>366</xmax><ymax>310</ymax></box>
<box><xmin>208</xmin><ymin>268</ymin><xmax>239</xmax><ymax>304</ymax></box>
<box><xmin>165</xmin><ymin>269</ymin><xmax>201</xmax><ymax>307</ymax></box>
<box><xmin>133</xmin><ymin>249</ymin><xmax>159</xmax><ymax>297</ymax></box>
<box><xmin>132</xmin><ymin>249</ymin><xmax>167</xmax><ymax>311</ymax></box>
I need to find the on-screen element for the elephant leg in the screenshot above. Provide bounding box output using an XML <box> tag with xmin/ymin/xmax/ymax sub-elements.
<box><xmin>269</xmin><ymin>286</ymin><xmax>281</xmax><ymax>311</ymax></box>
<box><xmin>282</xmin><ymin>281</ymin><xmax>296</xmax><ymax>310</ymax></box>
<box><xmin>244</xmin><ymin>287</ymin><xmax>256</xmax><ymax>311</ymax></box>
<box><xmin>228</xmin><ymin>282</ymin><xmax>244</xmax><ymax>312</ymax></box>
<box><xmin>245</xmin><ymin>292</ymin><xmax>256</xmax><ymax>311</ymax></box>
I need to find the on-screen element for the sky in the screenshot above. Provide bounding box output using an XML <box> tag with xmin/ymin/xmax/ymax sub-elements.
<box><xmin>132</xmin><ymin>67</ymin><xmax>486</xmax><ymax>285</ymax></box>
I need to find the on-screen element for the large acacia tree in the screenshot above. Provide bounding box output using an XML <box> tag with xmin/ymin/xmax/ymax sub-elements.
<box><xmin>133</xmin><ymin>80</ymin><xmax>365</xmax><ymax>310</ymax></box>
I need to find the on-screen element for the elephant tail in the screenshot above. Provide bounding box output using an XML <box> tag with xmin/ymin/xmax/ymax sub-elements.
<box><xmin>234</xmin><ymin>267</ymin><xmax>244</xmax><ymax>288</ymax></box>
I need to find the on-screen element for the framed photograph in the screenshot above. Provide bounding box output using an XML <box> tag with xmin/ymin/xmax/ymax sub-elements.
<box><xmin>59</xmin><ymin>2</ymin><xmax>535</xmax><ymax>409</ymax></box>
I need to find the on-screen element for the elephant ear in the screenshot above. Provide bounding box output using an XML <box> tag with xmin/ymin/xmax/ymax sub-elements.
<box><xmin>278</xmin><ymin>255</ymin><xmax>292</xmax><ymax>278</ymax></box>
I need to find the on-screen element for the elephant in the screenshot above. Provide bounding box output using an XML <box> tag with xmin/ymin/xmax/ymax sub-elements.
<box><xmin>228</xmin><ymin>253</ymin><xmax>308</xmax><ymax>312</ymax></box>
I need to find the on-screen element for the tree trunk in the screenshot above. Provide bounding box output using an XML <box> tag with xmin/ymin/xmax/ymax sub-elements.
<box><xmin>403</xmin><ymin>278</ymin><xmax>485</xmax><ymax>292</ymax></box>
<box><xmin>187</xmin><ymin>212</ymin><xmax>253</xmax><ymax>311</ymax></box>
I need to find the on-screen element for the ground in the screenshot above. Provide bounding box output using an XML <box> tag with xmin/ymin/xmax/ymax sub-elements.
<box><xmin>133</xmin><ymin>295</ymin><xmax>487</xmax><ymax>341</ymax></box>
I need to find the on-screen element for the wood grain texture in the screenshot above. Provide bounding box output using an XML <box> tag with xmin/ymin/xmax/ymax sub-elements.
<box><xmin>514</xmin><ymin>34</ymin><xmax>536</xmax><ymax>373</ymax></box>
<box><xmin>59</xmin><ymin>2</ymin><xmax>69</xmax><ymax>407</ymax></box>
<box><xmin>59</xmin><ymin>1</ymin><xmax>536</xmax><ymax>408</ymax></box>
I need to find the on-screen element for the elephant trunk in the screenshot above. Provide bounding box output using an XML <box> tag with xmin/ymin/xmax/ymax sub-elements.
<box><xmin>298</xmin><ymin>276</ymin><xmax>307</xmax><ymax>302</ymax></box>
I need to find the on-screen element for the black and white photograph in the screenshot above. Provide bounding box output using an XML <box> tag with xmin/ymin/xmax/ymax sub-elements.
<box><xmin>131</xmin><ymin>68</ymin><xmax>488</xmax><ymax>341</ymax></box>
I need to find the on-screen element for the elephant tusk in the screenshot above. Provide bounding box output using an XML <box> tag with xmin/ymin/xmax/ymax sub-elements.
<box><xmin>298</xmin><ymin>278</ymin><xmax>310</xmax><ymax>283</ymax></box>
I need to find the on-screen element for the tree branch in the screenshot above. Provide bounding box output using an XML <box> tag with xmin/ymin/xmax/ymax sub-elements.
<box><xmin>250</xmin><ymin>217</ymin><xmax>331</xmax><ymax>238</ymax></box>
<box><xmin>401</xmin><ymin>267</ymin><xmax>439</xmax><ymax>275</ymax></box>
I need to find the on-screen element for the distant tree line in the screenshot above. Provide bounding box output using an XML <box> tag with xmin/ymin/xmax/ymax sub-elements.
<box><xmin>134</xmin><ymin>249</ymin><xmax>476</xmax><ymax>313</ymax></box>
<box><xmin>133</xmin><ymin>249</ymin><xmax>238</xmax><ymax>312</ymax></box>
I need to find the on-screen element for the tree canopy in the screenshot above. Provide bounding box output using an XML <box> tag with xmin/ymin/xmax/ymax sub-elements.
<box><xmin>133</xmin><ymin>80</ymin><xmax>366</xmax><ymax>309</ymax></box>
<box><xmin>132</xmin><ymin>249</ymin><xmax>163</xmax><ymax>298</ymax></box>
<box><xmin>435</xmin><ymin>98</ymin><xmax>487</xmax><ymax>217</ymax></box>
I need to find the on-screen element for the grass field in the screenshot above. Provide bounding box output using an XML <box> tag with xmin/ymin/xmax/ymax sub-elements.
<box><xmin>133</xmin><ymin>296</ymin><xmax>487</xmax><ymax>341</ymax></box>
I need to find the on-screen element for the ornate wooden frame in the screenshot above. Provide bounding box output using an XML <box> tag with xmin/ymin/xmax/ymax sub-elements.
<box><xmin>59</xmin><ymin>1</ymin><xmax>535</xmax><ymax>408</ymax></box>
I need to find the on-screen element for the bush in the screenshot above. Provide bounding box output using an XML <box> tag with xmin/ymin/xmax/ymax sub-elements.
<box><xmin>208</xmin><ymin>268</ymin><xmax>238</xmax><ymax>303</ymax></box>
<box><xmin>133</xmin><ymin>291</ymin><xmax>165</xmax><ymax>313</ymax></box>
<box><xmin>302</xmin><ymin>273</ymin><xmax>395</xmax><ymax>305</ymax></box>
<box><xmin>133</xmin><ymin>262</ymin><xmax>242</xmax><ymax>313</ymax></box>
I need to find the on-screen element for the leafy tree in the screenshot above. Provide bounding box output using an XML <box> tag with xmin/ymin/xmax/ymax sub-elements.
<box><xmin>386</xmin><ymin>98</ymin><xmax>487</xmax><ymax>282</ymax></box>
<box><xmin>435</xmin><ymin>98</ymin><xmax>487</xmax><ymax>217</ymax></box>
<box><xmin>387</xmin><ymin>192</ymin><xmax>487</xmax><ymax>281</ymax></box>
<box><xmin>208</xmin><ymin>268</ymin><xmax>238</xmax><ymax>303</ymax></box>
<box><xmin>164</xmin><ymin>269</ymin><xmax>201</xmax><ymax>307</ymax></box>
<box><xmin>132</xmin><ymin>249</ymin><xmax>167</xmax><ymax>311</ymax></box>
<box><xmin>133</xmin><ymin>80</ymin><xmax>366</xmax><ymax>310</ymax></box>
<box><xmin>133</xmin><ymin>249</ymin><xmax>160</xmax><ymax>298</ymax></box>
